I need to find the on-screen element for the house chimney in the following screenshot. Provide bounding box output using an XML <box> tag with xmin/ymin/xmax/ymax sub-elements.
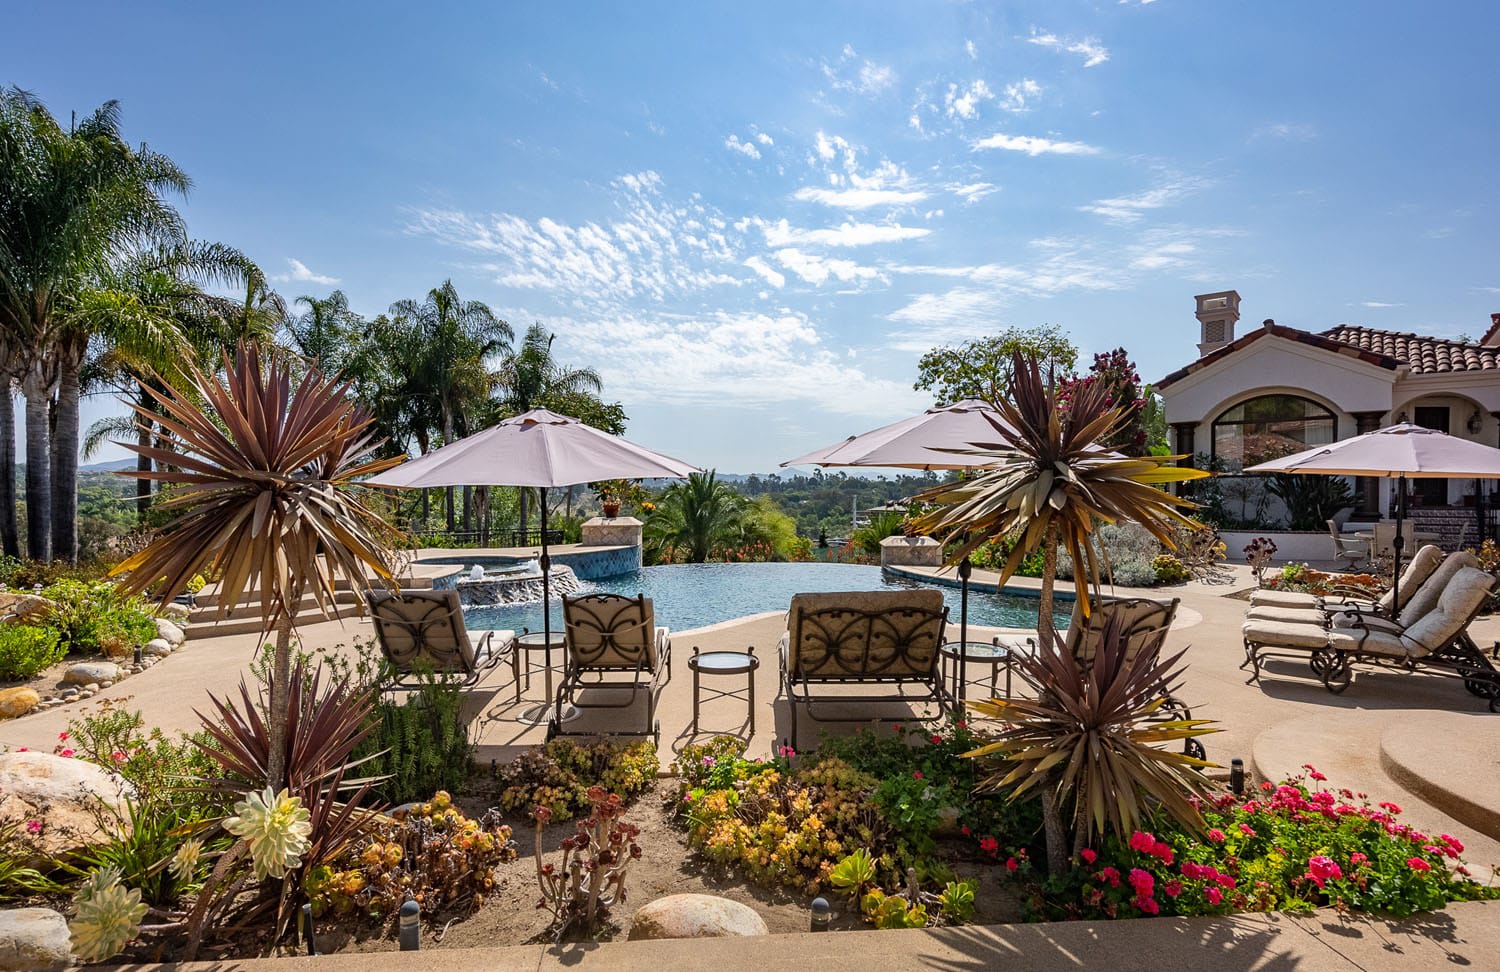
<box><xmin>1194</xmin><ymin>290</ymin><xmax>1240</xmax><ymax>356</ymax></box>
<box><xmin>1480</xmin><ymin>312</ymin><xmax>1500</xmax><ymax>348</ymax></box>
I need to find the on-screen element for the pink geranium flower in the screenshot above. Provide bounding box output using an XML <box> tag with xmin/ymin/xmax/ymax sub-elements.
<box><xmin>1080</xmin><ymin>848</ymin><xmax>1097</xmax><ymax>864</ymax></box>
<box><xmin>1205</xmin><ymin>886</ymin><xmax>1224</xmax><ymax>906</ymax></box>
<box><xmin>1407</xmin><ymin>857</ymin><xmax>1432</xmax><ymax>873</ymax></box>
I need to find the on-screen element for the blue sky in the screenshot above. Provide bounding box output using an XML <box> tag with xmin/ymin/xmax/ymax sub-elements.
<box><xmin>11</xmin><ymin>1</ymin><xmax>1500</xmax><ymax>472</ymax></box>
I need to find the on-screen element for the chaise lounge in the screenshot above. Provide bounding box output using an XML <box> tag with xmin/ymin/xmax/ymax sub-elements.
<box><xmin>779</xmin><ymin>589</ymin><xmax>951</xmax><ymax>746</ymax></box>
<box><xmin>551</xmin><ymin>592</ymin><xmax>672</xmax><ymax>744</ymax></box>
<box><xmin>366</xmin><ymin>588</ymin><xmax>519</xmax><ymax>697</ymax></box>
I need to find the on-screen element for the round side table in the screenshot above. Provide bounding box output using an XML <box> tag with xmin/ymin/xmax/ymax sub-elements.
<box><xmin>688</xmin><ymin>646</ymin><xmax>760</xmax><ymax>735</ymax></box>
<box><xmin>515</xmin><ymin>630</ymin><xmax>578</xmax><ymax>726</ymax></box>
<box><xmin>940</xmin><ymin>637</ymin><xmax>1025</xmax><ymax>703</ymax></box>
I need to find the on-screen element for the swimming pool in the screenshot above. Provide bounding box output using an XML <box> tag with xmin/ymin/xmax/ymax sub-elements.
<box><xmin>460</xmin><ymin>562</ymin><xmax>1070</xmax><ymax>633</ymax></box>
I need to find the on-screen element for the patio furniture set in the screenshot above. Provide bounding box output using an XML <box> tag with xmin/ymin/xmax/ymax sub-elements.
<box><xmin>1241</xmin><ymin>544</ymin><xmax>1500</xmax><ymax>710</ymax></box>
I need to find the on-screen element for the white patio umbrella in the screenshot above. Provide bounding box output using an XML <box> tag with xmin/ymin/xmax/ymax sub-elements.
<box><xmin>782</xmin><ymin>400</ymin><xmax>1017</xmax><ymax>701</ymax></box>
<box><xmin>1246</xmin><ymin>423</ymin><xmax>1500</xmax><ymax>605</ymax></box>
<box><xmin>368</xmin><ymin>408</ymin><xmax>699</xmax><ymax>726</ymax></box>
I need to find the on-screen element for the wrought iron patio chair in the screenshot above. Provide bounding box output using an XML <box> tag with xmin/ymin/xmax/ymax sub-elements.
<box><xmin>366</xmin><ymin>588</ymin><xmax>519</xmax><ymax>698</ymax></box>
<box><xmin>552</xmin><ymin>592</ymin><xmax>672</xmax><ymax>744</ymax></box>
<box><xmin>779</xmin><ymin>589</ymin><xmax>950</xmax><ymax>745</ymax></box>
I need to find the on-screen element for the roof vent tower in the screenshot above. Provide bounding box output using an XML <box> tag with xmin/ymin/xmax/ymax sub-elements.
<box><xmin>1194</xmin><ymin>290</ymin><xmax>1241</xmax><ymax>357</ymax></box>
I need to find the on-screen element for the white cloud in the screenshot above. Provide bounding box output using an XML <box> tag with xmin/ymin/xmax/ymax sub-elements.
<box><xmin>758</xmin><ymin>218</ymin><xmax>931</xmax><ymax>248</ymax></box>
<box><xmin>1027</xmin><ymin>29</ymin><xmax>1110</xmax><ymax>67</ymax></box>
<box><xmin>794</xmin><ymin>185</ymin><xmax>928</xmax><ymax>209</ymax></box>
<box><xmin>822</xmin><ymin>45</ymin><xmax>896</xmax><ymax>96</ymax></box>
<box><xmin>973</xmin><ymin>133</ymin><xmax>1101</xmax><ymax>156</ymax></box>
<box><xmin>1253</xmin><ymin>122</ymin><xmax>1317</xmax><ymax>141</ymax></box>
<box><xmin>724</xmin><ymin>134</ymin><xmax>761</xmax><ymax>159</ymax></box>
<box><xmin>1360</xmin><ymin>300</ymin><xmax>1403</xmax><ymax>308</ymax></box>
<box><xmin>945</xmin><ymin>80</ymin><xmax>993</xmax><ymax>120</ymax></box>
<box><xmin>1477</xmin><ymin>286</ymin><xmax>1500</xmax><ymax>294</ymax></box>
<box><xmin>545</xmin><ymin>308</ymin><xmax>923</xmax><ymax>418</ymax></box>
<box><xmin>754</xmin><ymin>131</ymin><xmax>774</xmax><ymax>146</ymax></box>
<box><xmin>774</xmin><ymin>248</ymin><xmax>884</xmax><ymax>286</ymax></box>
<box><xmin>999</xmin><ymin>79</ymin><xmax>1042</xmax><ymax>112</ymax></box>
<box><xmin>743</xmin><ymin>256</ymin><xmax>785</xmax><ymax>289</ymax></box>
<box><xmin>1079</xmin><ymin>179</ymin><xmax>1204</xmax><ymax>222</ymax></box>
<box><xmin>1129</xmin><ymin>240</ymin><xmax>1196</xmax><ymax>271</ymax></box>
<box><xmin>966</xmin><ymin>39</ymin><xmax>978</xmax><ymax>60</ymax></box>
<box><xmin>948</xmin><ymin>182</ymin><xmax>999</xmax><ymax>204</ymax></box>
<box><xmin>406</xmin><ymin>171</ymin><xmax>741</xmax><ymax>302</ymax></box>
<box><xmin>273</xmin><ymin>258</ymin><xmax>339</xmax><ymax>286</ymax></box>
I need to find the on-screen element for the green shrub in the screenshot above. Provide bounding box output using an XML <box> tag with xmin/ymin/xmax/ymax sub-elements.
<box><xmin>1057</xmin><ymin>523</ymin><xmax>1163</xmax><ymax>587</ymax></box>
<box><xmin>0</xmin><ymin>625</ymin><xmax>66</xmax><ymax>681</ymax></box>
<box><xmin>349</xmin><ymin>673</ymin><xmax>474</xmax><ymax>806</ymax></box>
<box><xmin>1152</xmin><ymin>555</ymin><xmax>1191</xmax><ymax>584</ymax></box>
<box><xmin>40</xmin><ymin>580</ymin><xmax>157</xmax><ymax>657</ymax></box>
<box><xmin>60</xmin><ymin>704</ymin><xmax>221</xmax><ymax>813</ymax></box>
<box><xmin>497</xmin><ymin>738</ymin><xmax>658</xmax><ymax>820</ymax></box>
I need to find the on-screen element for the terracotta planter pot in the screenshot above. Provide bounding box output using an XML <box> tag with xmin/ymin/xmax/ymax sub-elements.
<box><xmin>602</xmin><ymin>500</ymin><xmax>621</xmax><ymax>518</ymax></box>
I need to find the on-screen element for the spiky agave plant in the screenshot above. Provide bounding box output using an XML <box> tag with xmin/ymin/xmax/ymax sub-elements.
<box><xmin>109</xmin><ymin>341</ymin><xmax>404</xmax><ymax>792</ymax></box>
<box><xmin>966</xmin><ymin>615</ymin><xmax>1220</xmax><ymax>865</ymax></box>
<box><xmin>913</xmin><ymin>350</ymin><xmax>1209</xmax><ymax>642</ymax></box>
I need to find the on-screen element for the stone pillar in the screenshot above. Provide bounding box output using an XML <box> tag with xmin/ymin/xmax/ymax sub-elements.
<box><xmin>1351</xmin><ymin>411</ymin><xmax>1385</xmax><ymax>520</ymax></box>
<box><xmin>581</xmin><ymin>516</ymin><xmax>644</xmax><ymax>570</ymax></box>
<box><xmin>879</xmin><ymin>535</ymin><xmax>943</xmax><ymax>568</ymax></box>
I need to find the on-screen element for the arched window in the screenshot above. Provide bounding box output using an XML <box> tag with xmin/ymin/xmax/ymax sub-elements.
<box><xmin>1212</xmin><ymin>395</ymin><xmax>1336</xmax><ymax>472</ymax></box>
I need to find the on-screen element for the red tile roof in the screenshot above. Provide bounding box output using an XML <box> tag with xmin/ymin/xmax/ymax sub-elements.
<box><xmin>1320</xmin><ymin>325</ymin><xmax>1500</xmax><ymax>374</ymax></box>
<box><xmin>1156</xmin><ymin>319</ymin><xmax>1498</xmax><ymax>389</ymax></box>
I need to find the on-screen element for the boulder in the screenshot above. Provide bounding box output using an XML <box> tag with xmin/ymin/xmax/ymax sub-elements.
<box><xmin>627</xmin><ymin>894</ymin><xmax>769</xmax><ymax>941</ymax></box>
<box><xmin>154</xmin><ymin>618</ymin><xmax>185</xmax><ymax>646</ymax></box>
<box><xmin>0</xmin><ymin>594</ymin><xmax>56</xmax><ymax>625</ymax></box>
<box><xmin>0</xmin><ymin>752</ymin><xmax>135</xmax><ymax>863</ymax></box>
<box><xmin>0</xmin><ymin>689</ymin><xmax>40</xmax><ymax>720</ymax></box>
<box><xmin>141</xmin><ymin>639</ymin><xmax>172</xmax><ymax>657</ymax></box>
<box><xmin>158</xmin><ymin>602</ymin><xmax>190</xmax><ymax>622</ymax></box>
<box><xmin>62</xmin><ymin>663</ymin><xmax>120</xmax><ymax>686</ymax></box>
<box><xmin>0</xmin><ymin>908</ymin><xmax>72</xmax><ymax>971</ymax></box>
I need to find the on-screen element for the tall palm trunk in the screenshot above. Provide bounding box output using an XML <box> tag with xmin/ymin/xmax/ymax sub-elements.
<box><xmin>51</xmin><ymin>347</ymin><xmax>82</xmax><ymax>563</ymax></box>
<box><xmin>136</xmin><ymin>418</ymin><xmax>153</xmax><ymax>524</ymax></box>
<box><xmin>441</xmin><ymin>403</ymin><xmax>456</xmax><ymax>533</ymax></box>
<box><xmin>0</xmin><ymin>385</ymin><xmax>18</xmax><ymax>557</ymax></box>
<box><xmin>21</xmin><ymin>366</ymin><xmax>50</xmax><ymax>562</ymax></box>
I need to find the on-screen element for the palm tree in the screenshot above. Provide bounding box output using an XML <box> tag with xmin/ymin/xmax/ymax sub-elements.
<box><xmin>111</xmin><ymin>342</ymin><xmax>400</xmax><ymax>790</ymax></box>
<box><xmin>0</xmin><ymin>88</ymin><xmax>191</xmax><ymax>561</ymax></box>
<box><xmin>389</xmin><ymin>281</ymin><xmax>511</xmax><ymax>533</ymax></box>
<box><xmin>285</xmin><ymin>290</ymin><xmax>359</xmax><ymax>373</ymax></box>
<box><xmin>80</xmin><ymin>241</ymin><xmax>272</xmax><ymax>523</ymax></box>
<box><xmin>644</xmin><ymin>471</ymin><xmax>746</xmax><ymax>563</ymax></box>
<box><xmin>491</xmin><ymin>323</ymin><xmax>603</xmax><ymax>534</ymax></box>
<box><xmin>914</xmin><ymin>350</ymin><xmax>1208</xmax><ymax>874</ymax></box>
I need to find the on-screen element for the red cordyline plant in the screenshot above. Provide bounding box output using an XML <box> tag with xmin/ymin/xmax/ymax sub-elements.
<box><xmin>110</xmin><ymin>341</ymin><xmax>403</xmax><ymax>792</ymax></box>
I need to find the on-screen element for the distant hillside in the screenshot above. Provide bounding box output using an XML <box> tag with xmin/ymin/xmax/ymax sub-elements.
<box><xmin>80</xmin><ymin>458</ymin><xmax>137</xmax><ymax>473</ymax></box>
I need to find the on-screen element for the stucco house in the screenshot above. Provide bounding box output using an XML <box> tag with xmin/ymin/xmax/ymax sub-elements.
<box><xmin>1156</xmin><ymin>290</ymin><xmax>1500</xmax><ymax>546</ymax></box>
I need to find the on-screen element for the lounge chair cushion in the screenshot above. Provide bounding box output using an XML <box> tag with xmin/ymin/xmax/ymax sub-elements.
<box><xmin>1249</xmin><ymin>590</ymin><xmax>1321</xmax><ymax>609</ymax></box>
<box><xmin>1379</xmin><ymin>544</ymin><xmax>1445</xmax><ymax>614</ymax></box>
<box><xmin>1241</xmin><ymin>617</ymin><xmax>1329</xmax><ymax>650</ymax></box>
<box><xmin>1326</xmin><ymin>625</ymin><xmax>1408</xmax><ymax>659</ymax></box>
<box><xmin>563</xmin><ymin>594</ymin><xmax>665</xmax><ymax>671</ymax></box>
<box><xmin>368</xmin><ymin>589</ymin><xmax>495</xmax><ymax>673</ymax></box>
<box><xmin>1396</xmin><ymin>551</ymin><xmax>1480</xmax><ymax>628</ymax></box>
<box><xmin>1067</xmin><ymin>597</ymin><xmax>1177</xmax><ymax>666</ymax></box>
<box><xmin>1245</xmin><ymin>605</ymin><xmax>1325</xmax><ymax>625</ymax></box>
<box><xmin>785</xmin><ymin>590</ymin><xmax>945</xmax><ymax>678</ymax></box>
<box><xmin>1397</xmin><ymin>566</ymin><xmax>1494</xmax><ymax>657</ymax></box>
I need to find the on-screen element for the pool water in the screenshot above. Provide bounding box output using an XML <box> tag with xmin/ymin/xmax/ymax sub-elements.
<box><xmin>460</xmin><ymin>562</ymin><xmax>1070</xmax><ymax>634</ymax></box>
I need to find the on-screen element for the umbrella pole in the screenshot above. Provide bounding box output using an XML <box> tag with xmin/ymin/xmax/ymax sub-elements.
<box><xmin>541</xmin><ymin>487</ymin><xmax>555</xmax><ymax>728</ymax></box>
<box><xmin>1392</xmin><ymin>475</ymin><xmax>1406</xmax><ymax>609</ymax></box>
<box><xmin>957</xmin><ymin>556</ymin><xmax>971</xmax><ymax>712</ymax></box>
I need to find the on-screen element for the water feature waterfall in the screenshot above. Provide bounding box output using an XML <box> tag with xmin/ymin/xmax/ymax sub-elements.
<box><xmin>454</xmin><ymin>564</ymin><xmax>582</xmax><ymax>607</ymax></box>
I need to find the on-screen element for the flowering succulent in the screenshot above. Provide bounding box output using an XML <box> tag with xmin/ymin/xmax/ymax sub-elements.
<box><xmin>170</xmin><ymin>839</ymin><xmax>204</xmax><ymax>883</ymax></box>
<box><xmin>223</xmin><ymin>787</ymin><xmax>313</xmax><ymax>880</ymax></box>
<box><xmin>500</xmin><ymin>739</ymin><xmax>657</xmax><ymax>821</ymax></box>
<box><xmin>68</xmin><ymin>867</ymin><xmax>148</xmax><ymax>963</ymax></box>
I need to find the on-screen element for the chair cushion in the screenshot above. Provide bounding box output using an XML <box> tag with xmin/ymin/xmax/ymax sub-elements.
<box><xmin>785</xmin><ymin>589</ymin><xmax>946</xmax><ymax>678</ymax></box>
<box><xmin>564</xmin><ymin>594</ymin><xmax>660</xmax><ymax>670</ymax></box>
<box><xmin>1379</xmin><ymin>544</ymin><xmax>1445</xmax><ymax>614</ymax></box>
<box><xmin>1066</xmin><ymin>597</ymin><xmax>1178</xmax><ymax>666</ymax></box>
<box><xmin>1398</xmin><ymin>566</ymin><xmax>1494</xmax><ymax>657</ymax></box>
<box><xmin>1397</xmin><ymin>551</ymin><xmax>1479</xmax><ymax>627</ymax></box>
<box><xmin>1249</xmin><ymin>590</ymin><xmax>1321</xmax><ymax>608</ymax></box>
<box><xmin>1245</xmin><ymin>605</ymin><xmax>1325</xmax><ymax>625</ymax></box>
<box><xmin>366</xmin><ymin>589</ymin><xmax>479</xmax><ymax>673</ymax></box>
<box><xmin>1327</xmin><ymin>625</ymin><xmax>1408</xmax><ymax>658</ymax></box>
<box><xmin>1241</xmin><ymin>618</ymin><xmax>1329</xmax><ymax>650</ymax></box>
